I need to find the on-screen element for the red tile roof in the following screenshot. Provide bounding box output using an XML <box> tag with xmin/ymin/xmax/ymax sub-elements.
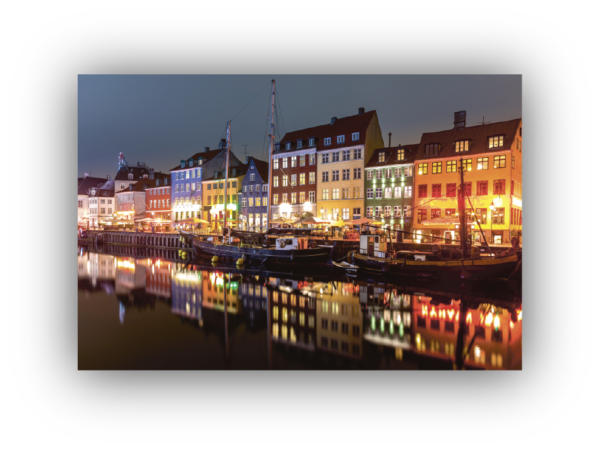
<box><xmin>415</xmin><ymin>118</ymin><xmax>521</xmax><ymax>161</ymax></box>
<box><xmin>365</xmin><ymin>144</ymin><xmax>420</xmax><ymax>168</ymax></box>
<box><xmin>276</xmin><ymin>110</ymin><xmax>377</xmax><ymax>154</ymax></box>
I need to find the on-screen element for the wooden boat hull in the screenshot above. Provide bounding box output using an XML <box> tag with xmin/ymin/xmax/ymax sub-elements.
<box><xmin>192</xmin><ymin>237</ymin><xmax>332</xmax><ymax>265</ymax></box>
<box><xmin>351</xmin><ymin>251</ymin><xmax>521</xmax><ymax>280</ymax></box>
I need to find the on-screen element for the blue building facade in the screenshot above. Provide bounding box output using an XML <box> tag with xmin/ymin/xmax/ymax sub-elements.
<box><xmin>238</xmin><ymin>157</ymin><xmax>269</xmax><ymax>232</ymax></box>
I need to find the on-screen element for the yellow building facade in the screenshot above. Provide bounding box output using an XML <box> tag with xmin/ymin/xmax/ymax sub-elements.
<box><xmin>201</xmin><ymin>174</ymin><xmax>244</xmax><ymax>232</ymax></box>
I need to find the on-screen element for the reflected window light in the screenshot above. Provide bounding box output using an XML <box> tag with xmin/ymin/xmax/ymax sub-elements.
<box><xmin>282</xmin><ymin>324</ymin><xmax>288</xmax><ymax>340</ymax></box>
<box><xmin>272</xmin><ymin>323</ymin><xmax>279</xmax><ymax>338</ymax></box>
<box><xmin>282</xmin><ymin>307</ymin><xmax>288</xmax><ymax>322</ymax></box>
<box><xmin>273</xmin><ymin>306</ymin><xmax>278</xmax><ymax>321</ymax></box>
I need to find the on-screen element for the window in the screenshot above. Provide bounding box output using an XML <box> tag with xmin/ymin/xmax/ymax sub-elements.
<box><xmin>337</xmin><ymin>135</ymin><xmax>345</xmax><ymax>144</ymax></box>
<box><xmin>342</xmin><ymin>169</ymin><xmax>350</xmax><ymax>180</ymax></box>
<box><xmin>446</xmin><ymin>160</ymin><xmax>457</xmax><ymax>173</ymax></box>
<box><xmin>322</xmin><ymin>171</ymin><xmax>329</xmax><ymax>182</ymax></box>
<box><xmin>78</xmin><ymin>200</ymin><xmax>83</xmax><ymax>208</ymax></box>
<box><xmin>248</xmin><ymin>197</ymin><xmax>254</xmax><ymax>207</ymax></box>
<box><xmin>291</xmin><ymin>192</ymin><xmax>297</xmax><ymax>204</ymax></box>
<box><xmin>394</xmin><ymin>167</ymin><xmax>401</xmax><ymax>178</ymax></box>
<box><xmin>100</xmin><ymin>208</ymin><xmax>105</xmax><ymax>214</ymax></box>
<box><xmin>425</xmin><ymin>144</ymin><xmax>439</xmax><ymax>156</ymax></box>
<box><xmin>299</xmin><ymin>155</ymin><xmax>305</xmax><ymax>166</ymax></box>
<box><xmin>273</xmin><ymin>176</ymin><xmax>279</xmax><ymax>187</ymax></box>
<box><xmin>309</xmin><ymin>172</ymin><xmax>315</xmax><ymax>184</ymax></box>
<box><xmin>322</xmin><ymin>153</ymin><xmax>329</xmax><ymax>164</ymax></box>
<box><xmin>299</xmin><ymin>192</ymin><xmax>305</xmax><ymax>203</ymax></box>
<box><xmin>464</xmin><ymin>182</ymin><xmax>472</xmax><ymax>196</ymax></box>
<box><xmin>447</xmin><ymin>183</ymin><xmax>456</xmax><ymax>197</ymax></box>
<box><xmin>343</xmin><ymin>150</ymin><xmax>350</xmax><ymax>161</ymax></box>
<box><xmin>128</xmin><ymin>173</ymin><xmax>133</xmax><ymax>180</ymax></box>
<box><xmin>300</xmin><ymin>173</ymin><xmax>306</xmax><ymax>185</ymax></box>
<box><xmin>309</xmin><ymin>191</ymin><xmax>315</xmax><ymax>202</ymax></box>
<box><xmin>354</xmin><ymin>148</ymin><xmax>362</xmax><ymax>159</ymax></box>
<box><xmin>324</xmin><ymin>137</ymin><xmax>331</xmax><ymax>146</ymax></box>
<box><xmin>493</xmin><ymin>179</ymin><xmax>505</xmax><ymax>195</ymax></box>
<box><xmin>273</xmin><ymin>194</ymin><xmax>278</xmax><ymax>205</ymax></box>
<box><xmin>512</xmin><ymin>156</ymin><xmax>515</xmax><ymax>169</ymax></box>
<box><xmin>367</xmin><ymin>188</ymin><xmax>373</xmax><ymax>199</ymax></box>
<box><xmin>455</xmin><ymin>140</ymin><xmax>470</xmax><ymax>152</ymax></box>
<box><xmin>494</xmin><ymin>155</ymin><xmax>506</xmax><ymax>168</ymax></box>
<box><xmin>393</xmin><ymin>206</ymin><xmax>401</xmax><ymax>217</ymax></box>
<box><xmin>290</xmin><ymin>174</ymin><xmax>297</xmax><ymax>186</ymax></box>
<box><xmin>286</xmin><ymin>142</ymin><xmax>291</xmax><ymax>151</ymax></box>
<box><xmin>353</xmin><ymin>187</ymin><xmax>361</xmax><ymax>198</ymax></box>
<box><xmin>290</xmin><ymin>157</ymin><xmax>296</xmax><ymax>168</ymax></box>
<box><xmin>332</xmin><ymin>188</ymin><xmax>340</xmax><ymax>200</ymax></box>
<box><xmin>417</xmin><ymin>209</ymin><xmax>427</xmax><ymax>223</ymax></box>
<box><xmin>366</xmin><ymin>170</ymin><xmax>373</xmax><ymax>180</ymax></box>
<box><xmin>445</xmin><ymin>208</ymin><xmax>456</xmax><ymax>217</ymax></box>
<box><xmin>489</xmin><ymin>135</ymin><xmax>504</xmax><ymax>148</ymax></box>
<box><xmin>374</xmin><ymin>206</ymin><xmax>381</xmax><ymax>218</ymax></box>
<box><xmin>100</xmin><ymin>199</ymin><xmax>106</xmax><ymax>204</ymax></box>
<box><xmin>256</xmin><ymin>197</ymin><xmax>261</xmax><ymax>207</ymax></box>
<box><xmin>394</xmin><ymin>186</ymin><xmax>402</xmax><ymax>198</ymax></box>
<box><xmin>432</xmin><ymin>184</ymin><xmax>442</xmax><ymax>197</ymax></box>
<box><xmin>353</xmin><ymin>168</ymin><xmax>361</xmax><ymax>179</ymax></box>
<box><xmin>297</xmin><ymin>140</ymin><xmax>302</xmax><ymax>149</ymax></box>
<box><xmin>341</xmin><ymin>188</ymin><xmax>349</xmax><ymax>199</ymax></box>
<box><xmin>332</xmin><ymin>170</ymin><xmax>339</xmax><ymax>181</ymax></box>
<box><xmin>282</xmin><ymin>193</ymin><xmax>288</xmax><ymax>203</ymax></box>
<box><xmin>404</xmin><ymin>166</ymin><xmax>413</xmax><ymax>177</ymax></box>
<box><xmin>384</xmin><ymin>187</ymin><xmax>392</xmax><ymax>198</ymax></box>
<box><xmin>385</xmin><ymin>168</ymin><xmax>393</xmax><ymax>178</ymax></box>
<box><xmin>460</xmin><ymin>158</ymin><xmax>472</xmax><ymax>172</ymax></box>
<box><xmin>476</xmin><ymin>208</ymin><xmax>488</xmax><ymax>224</ymax></box>
<box><xmin>273</xmin><ymin>159</ymin><xmax>279</xmax><ymax>170</ymax></box>
<box><xmin>309</xmin><ymin>138</ymin><xmax>315</xmax><ymax>147</ymax></box>
<box><xmin>283</xmin><ymin>175</ymin><xmax>288</xmax><ymax>187</ymax></box>
<box><xmin>431</xmin><ymin>209</ymin><xmax>441</xmax><ymax>219</ymax></box>
<box><xmin>367</xmin><ymin>206</ymin><xmax>373</xmax><ymax>217</ymax></box>
<box><xmin>477</xmin><ymin>181</ymin><xmax>488</xmax><ymax>196</ymax></box>
<box><xmin>282</xmin><ymin>158</ymin><xmax>288</xmax><ymax>169</ymax></box>
<box><xmin>418</xmin><ymin>184</ymin><xmax>427</xmax><ymax>198</ymax></box>
<box><xmin>332</xmin><ymin>208</ymin><xmax>339</xmax><ymax>220</ymax></box>
<box><xmin>418</xmin><ymin>163</ymin><xmax>428</xmax><ymax>175</ymax></box>
<box><xmin>242</xmin><ymin>198</ymin><xmax>247</xmax><ymax>207</ymax></box>
<box><xmin>397</xmin><ymin>149</ymin><xmax>405</xmax><ymax>161</ymax></box>
<box><xmin>492</xmin><ymin>208</ymin><xmax>505</xmax><ymax>225</ymax></box>
<box><xmin>378</xmin><ymin>152</ymin><xmax>386</xmax><ymax>163</ymax></box>
<box><xmin>404</xmin><ymin>186</ymin><xmax>412</xmax><ymax>197</ymax></box>
<box><xmin>332</xmin><ymin>152</ymin><xmax>340</xmax><ymax>162</ymax></box>
<box><xmin>381</xmin><ymin>206</ymin><xmax>390</xmax><ymax>217</ymax></box>
<box><xmin>309</xmin><ymin>153</ymin><xmax>315</xmax><ymax>165</ymax></box>
<box><xmin>342</xmin><ymin>208</ymin><xmax>350</xmax><ymax>220</ymax></box>
<box><xmin>351</xmin><ymin>132</ymin><xmax>360</xmax><ymax>141</ymax></box>
<box><xmin>375</xmin><ymin>187</ymin><xmax>382</xmax><ymax>198</ymax></box>
<box><xmin>477</xmin><ymin>157</ymin><xmax>489</xmax><ymax>170</ymax></box>
<box><xmin>322</xmin><ymin>189</ymin><xmax>329</xmax><ymax>200</ymax></box>
<box><xmin>375</xmin><ymin>169</ymin><xmax>383</xmax><ymax>179</ymax></box>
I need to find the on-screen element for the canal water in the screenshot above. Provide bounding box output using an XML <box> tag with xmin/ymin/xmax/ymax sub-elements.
<box><xmin>78</xmin><ymin>248</ymin><xmax>522</xmax><ymax>370</ymax></box>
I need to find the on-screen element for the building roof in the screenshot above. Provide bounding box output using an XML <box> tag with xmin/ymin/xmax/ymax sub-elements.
<box><xmin>365</xmin><ymin>144</ymin><xmax>420</xmax><ymax>168</ymax></box>
<box><xmin>114</xmin><ymin>165</ymin><xmax>152</xmax><ymax>181</ymax></box>
<box><xmin>415</xmin><ymin>118</ymin><xmax>522</xmax><ymax>161</ymax></box>
<box><xmin>275</xmin><ymin>109</ymin><xmax>377</xmax><ymax>154</ymax></box>
<box><xmin>202</xmin><ymin>163</ymin><xmax>249</xmax><ymax>182</ymax></box>
<box><xmin>142</xmin><ymin>176</ymin><xmax>171</xmax><ymax>190</ymax></box>
<box><xmin>89</xmin><ymin>180</ymin><xmax>114</xmax><ymax>198</ymax></box>
<box><xmin>77</xmin><ymin>176</ymin><xmax>108</xmax><ymax>196</ymax></box>
<box><xmin>169</xmin><ymin>148</ymin><xmax>223</xmax><ymax>172</ymax></box>
<box><xmin>247</xmin><ymin>157</ymin><xmax>269</xmax><ymax>183</ymax></box>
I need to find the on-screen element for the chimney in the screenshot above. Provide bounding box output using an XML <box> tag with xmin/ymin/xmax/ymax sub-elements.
<box><xmin>83</xmin><ymin>172</ymin><xmax>89</xmax><ymax>178</ymax></box>
<box><xmin>388</xmin><ymin>133</ymin><xmax>391</xmax><ymax>148</ymax></box>
<box><xmin>331</xmin><ymin>117</ymin><xmax>337</xmax><ymax>125</ymax></box>
<box><xmin>454</xmin><ymin>110</ymin><xmax>466</xmax><ymax>130</ymax></box>
<box><xmin>245</xmin><ymin>156</ymin><xmax>249</xmax><ymax>164</ymax></box>
<box><xmin>204</xmin><ymin>146</ymin><xmax>210</xmax><ymax>153</ymax></box>
<box><xmin>358</xmin><ymin>107</ymin><xmax>365</xmax><ymax>115</ymax></box>
<box><xmin>107</xmin><ymin>175</ymin><xmax>111</xmax><ymax>181</ymax></box>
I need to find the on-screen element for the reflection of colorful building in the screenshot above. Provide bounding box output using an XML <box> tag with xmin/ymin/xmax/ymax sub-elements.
<box><xmin>145</xmin><ymin>258</ymin><xmax>172</xmax><ymax>299</ymax></box>
<box><xmin>362</xmin><ymin>288</ymin><xmax>412</xmax><ymax>351</ymax></box>
<box><xmin>315</xmin><ymin>281</ymin><xmax>363</xmax><ymax>358</ymax></box>
<box><xmin>115</xmin><ymin>257</ymin><xmax>145</xmax><ymax>295</ymax></box>
<box><xmin>240</xmin><ymin>278</ymin><xmax>268</xmax><ymax>328</ymax></box>
<box><xmin>269</xmin><ymin>279</ymin><xmax>317</xmax><ymax>351</ymax></box>
<box><xmin>412</xmin><ymin>295</ymin><xmax>522</xmax><ymax>369</ymax></box>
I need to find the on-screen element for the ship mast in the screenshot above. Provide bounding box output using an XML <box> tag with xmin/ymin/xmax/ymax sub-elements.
<box><xmin>458</xmin><ymin>157</ymin><xmax>470</xmax><ymax>257</ymax></box>
<box><xmin>223</xmin><ymin>121</ymin><xmax>231</xmax><ymax>235</ymax></box>
<box><xmin>266</xmin><ymin>80</ymin><xmax>275</xmax><ymax>231</ymax></box>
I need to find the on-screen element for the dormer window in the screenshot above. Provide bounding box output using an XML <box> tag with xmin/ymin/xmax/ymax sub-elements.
<box><xmin>488</xmin><ymin>135</ymin><xmax>504</xmax><ymax>148</ymax></box>
<box><xmin>297</xmin><ymin>140</ymin><xmax>302</xmax><ymax>149</ymax></box>
<box><xmin>324</xmin><ymin>137</ymin><xmax>331</xmax><ymax>146</ymax></box>
<box><xmin>181</xmin><ymin>161</ymin><xmax>185</xmax><ymax>168</ymax></box>
<box><xmin>378</xmin><ymin>152</ymin><xmax>386</xmax><ymax>163</ymax></box>
<box><xmin>397</xmin><ymin>149</ymin><xmax>405</xmax><ymax>161</ymax></box>
<box><xmin>309</xmin><ymin>138</ymin><xmax>315</xmax><ymax>147</ymax></box>
<box><xmin>352</xmin><ymin>132</ymin><xmax>359</xmax><ymax>141</ymax></box>
<box><xmin>188</xmin><ymin>159</ymin><xmax>194</xmax><ymax>167</ymax></box>
<box><xmin>455</xmin><ymin>140</ymin><xmax>470</xmax><ymax>153</ymax></box>
<box><xmin>337</xmin><ymin>135</ymin><xmax>345</xmax><ymax>144</ymax></box>
<box><xmin>128</xmin><ymin>173</ymin><xmax>133</xmax><ymax>180</ymax></box>
<box><xmin>425</xmin><ymin>144</ymin><xmax>440</xmax><ymax>156</ymax></box>
<box><xmin>286</xmin><ymin>142</ymin><xmax>291</xmax><ymax>151</ymax></box>
<box><xmin>275</xmin><ymin>143</ymin><xmax>280</xmax><ymax>152</ymax></box>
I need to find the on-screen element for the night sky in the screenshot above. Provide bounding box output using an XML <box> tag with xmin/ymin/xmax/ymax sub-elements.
<box><xmin>78</xmin><ymin>75</ymin><xmax>521</xmax><ymax>178</ymax></box>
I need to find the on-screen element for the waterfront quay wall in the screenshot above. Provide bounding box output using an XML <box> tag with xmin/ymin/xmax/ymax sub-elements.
<box><xmin>87</xmin><ymin>231</ymin><xmax>193</xmax><ymax>251</ymax></box>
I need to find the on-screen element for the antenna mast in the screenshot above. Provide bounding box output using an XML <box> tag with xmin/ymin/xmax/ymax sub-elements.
<box><xmin>266</xmin><ymin>79</ymin><xmax>275</xmax><ymax>231</ymax></box>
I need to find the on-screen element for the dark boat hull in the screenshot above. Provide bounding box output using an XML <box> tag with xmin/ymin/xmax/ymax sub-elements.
<box><xmin>192</xmin><ymin>237</ymin><xmax>332</xmax><ymax>265</ymax></box>
<box><xmin>352</xmin><ymin>251</ymin><xmax>521</xmax><ymax>280</ymax></box>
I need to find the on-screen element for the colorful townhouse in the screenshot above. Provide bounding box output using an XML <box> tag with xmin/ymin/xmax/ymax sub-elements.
<box><xmin>412</xmin><ymin>111</ymin><xmax>522</xmax><ymax>245</ymax></box>
<box><xmin>78</xmin><ymin>173</ymin><xmax>108</xmax><ymax>227</ymax></box>
<box><xmin>115</xmin><ymin>171</ymin><xmax>168</xmax><ymax>224</ymax></box>
<box><xmin>316</xmin><ymin>108</ymin><xmax>384</xmax><ymax>224</ymax></box>
<box><xmin>238</xmin><ymin>156</ymin><xmax>270</xmax><ymax>232</ymax></box>
<box><xmin>269</xmin><ymin>124</ymin><xmax>324</xmax><ymax>222</ymax></box>
<box><xmin>144</xmin><ymin>173</ymin><xmax>171</xmax><ymax>226</ymax></box>
<box><xmin>87</xmin><ymin>179</ymin><xmax>115</xmax><ymax>228</ymax></box>
<box><xmin>364</xmin><ymin>144</ymin><xmax>418</xmax><ymax>240</ymax></box>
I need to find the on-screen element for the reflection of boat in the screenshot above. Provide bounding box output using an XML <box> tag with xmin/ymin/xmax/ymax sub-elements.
<box><xmin>332</xmin><ymin>259</ymin><xmax>359</xmax><ymax>274</ymax></box>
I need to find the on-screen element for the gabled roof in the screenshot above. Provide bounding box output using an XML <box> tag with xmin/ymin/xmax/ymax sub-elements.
<box><xmin>365</xmin><ymin>144</ymin><xmax>420</xmax><ymax>169</ymax></box>
<box><xmin>77</xmin><ymin>176</ymin><xmax>108</xmax><ymax>196</ymax></box>
<box><xmin>115</xmin><ymin>166</ymin><xmax>152</xmax><ymax>181</ymax></box>
<box><xmin>142</xmin><ymin>176</ymin><xmax>171</xmax><ymax>190</ymax></box>
<box><xmin>202</xmin><ymin>163</ymin><xmax>249</xmax><ymax>182</ymax></box>
<box><xmin>415</xmin><ymin>118</ymin><xmax>521</xmax><ymax>161</ymax></box>
<box><xmin>275</xmin><ymin>110</ymin><xmax>377</xmax><ymax>154</ymax></box>
<box><xmin>247</xmin><ymin>157</ymin><xmax>269</xmax><ymax>183</ymax></box>
<box><xmin>89</xmin><ymin>180</ymin><xmax>114</xmax><ymax>198</ymax></box>
<box><xmin>169</xmin><ymin>149</ymin><xmax>222</xmax><ymax>172</ymax></box>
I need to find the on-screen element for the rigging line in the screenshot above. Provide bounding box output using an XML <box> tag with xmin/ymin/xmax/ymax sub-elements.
<box><xmin>261</xmin><ymin>86</ymin><xmax>271</xmax><ymax>162</ymax></box>
<box><xmin>229</xmin><ymin>81</ymin><xmax>270</xmax><ymax>123</ymax></box>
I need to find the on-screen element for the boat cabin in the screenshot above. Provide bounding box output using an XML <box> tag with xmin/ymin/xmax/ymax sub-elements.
<box><xmin>360</xmin><ymin>234</ymin><xmax>389</xmax><ymax>258</ymax></box>
<box><xmin>275</xmin><ymin>237</ymin><xmax>309</xmax><ymax>250</ymax></box>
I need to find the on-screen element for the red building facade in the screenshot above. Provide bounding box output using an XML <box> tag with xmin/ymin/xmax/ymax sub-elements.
<box><xmin>145</xmin><ymin>175</ymin><xmax>171</xmax><ymax>224</ymax></box>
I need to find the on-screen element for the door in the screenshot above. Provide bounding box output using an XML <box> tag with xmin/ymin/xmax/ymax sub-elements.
<box><xmin>444</xmin><ymin>231</ymin><xmax>452</xmax><ymax>245</ymax></box>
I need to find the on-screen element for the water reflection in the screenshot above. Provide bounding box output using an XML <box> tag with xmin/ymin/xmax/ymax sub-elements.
<box><xmin>78</xmin><ymin>247</ymin><xmax>522</xmax><ymax>370</ymax></box>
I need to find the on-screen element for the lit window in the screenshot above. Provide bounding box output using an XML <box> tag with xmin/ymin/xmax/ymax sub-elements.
<box><xmin>494</xmin><ymin>155</ymin><xmax>506</xmax><ymax>168</ymax></box>
<box><xmin>489</xmin><ymin>136</ymin><xmax>504</xmax><ymax>148</ymax></box>
<box><xmin>432</xmin><ymin>162</ymin><xmax>442</xmax><ymax>174</ymax></box>
<box><xmin>455</xmin><ymin>140</ymin><xmax>470</xmax><ymax>152</ymax></box>
<box><xmin>446</xmin><ymin>161</ymin><xmax>457</xmax><ymax>173</ymax></box>
<box><xmin>282</xmin><ymin>158</ymin><xmax>288</xmax><ymax>169</ymax></box>
<box><xmin>273</xmin><ymin>159</ymin><xmax>279</xmax><ymax>170</ymax></box>
<box><xmin>378</xmin><ymin>152</ymin><xmax>385</xmax><ymax>163</ymax></box>
<box><xmin>397</xmin><ymin>149</ymin><xmax>404</xmax><ymax>160</ymax></box>
<box><xmin>477</xmin><ymin>157</ymin><xmax>489</xmax><ymax>170</ymax></box>
<box><xmin>300</xmin><ymin>173</ymin><xmax>306</xmax><ymax>185</ymax></box>
<box><xmin>418</xmin><ymin>163</ymin><xmax>428</xmax><ymax>175</ymax></box>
